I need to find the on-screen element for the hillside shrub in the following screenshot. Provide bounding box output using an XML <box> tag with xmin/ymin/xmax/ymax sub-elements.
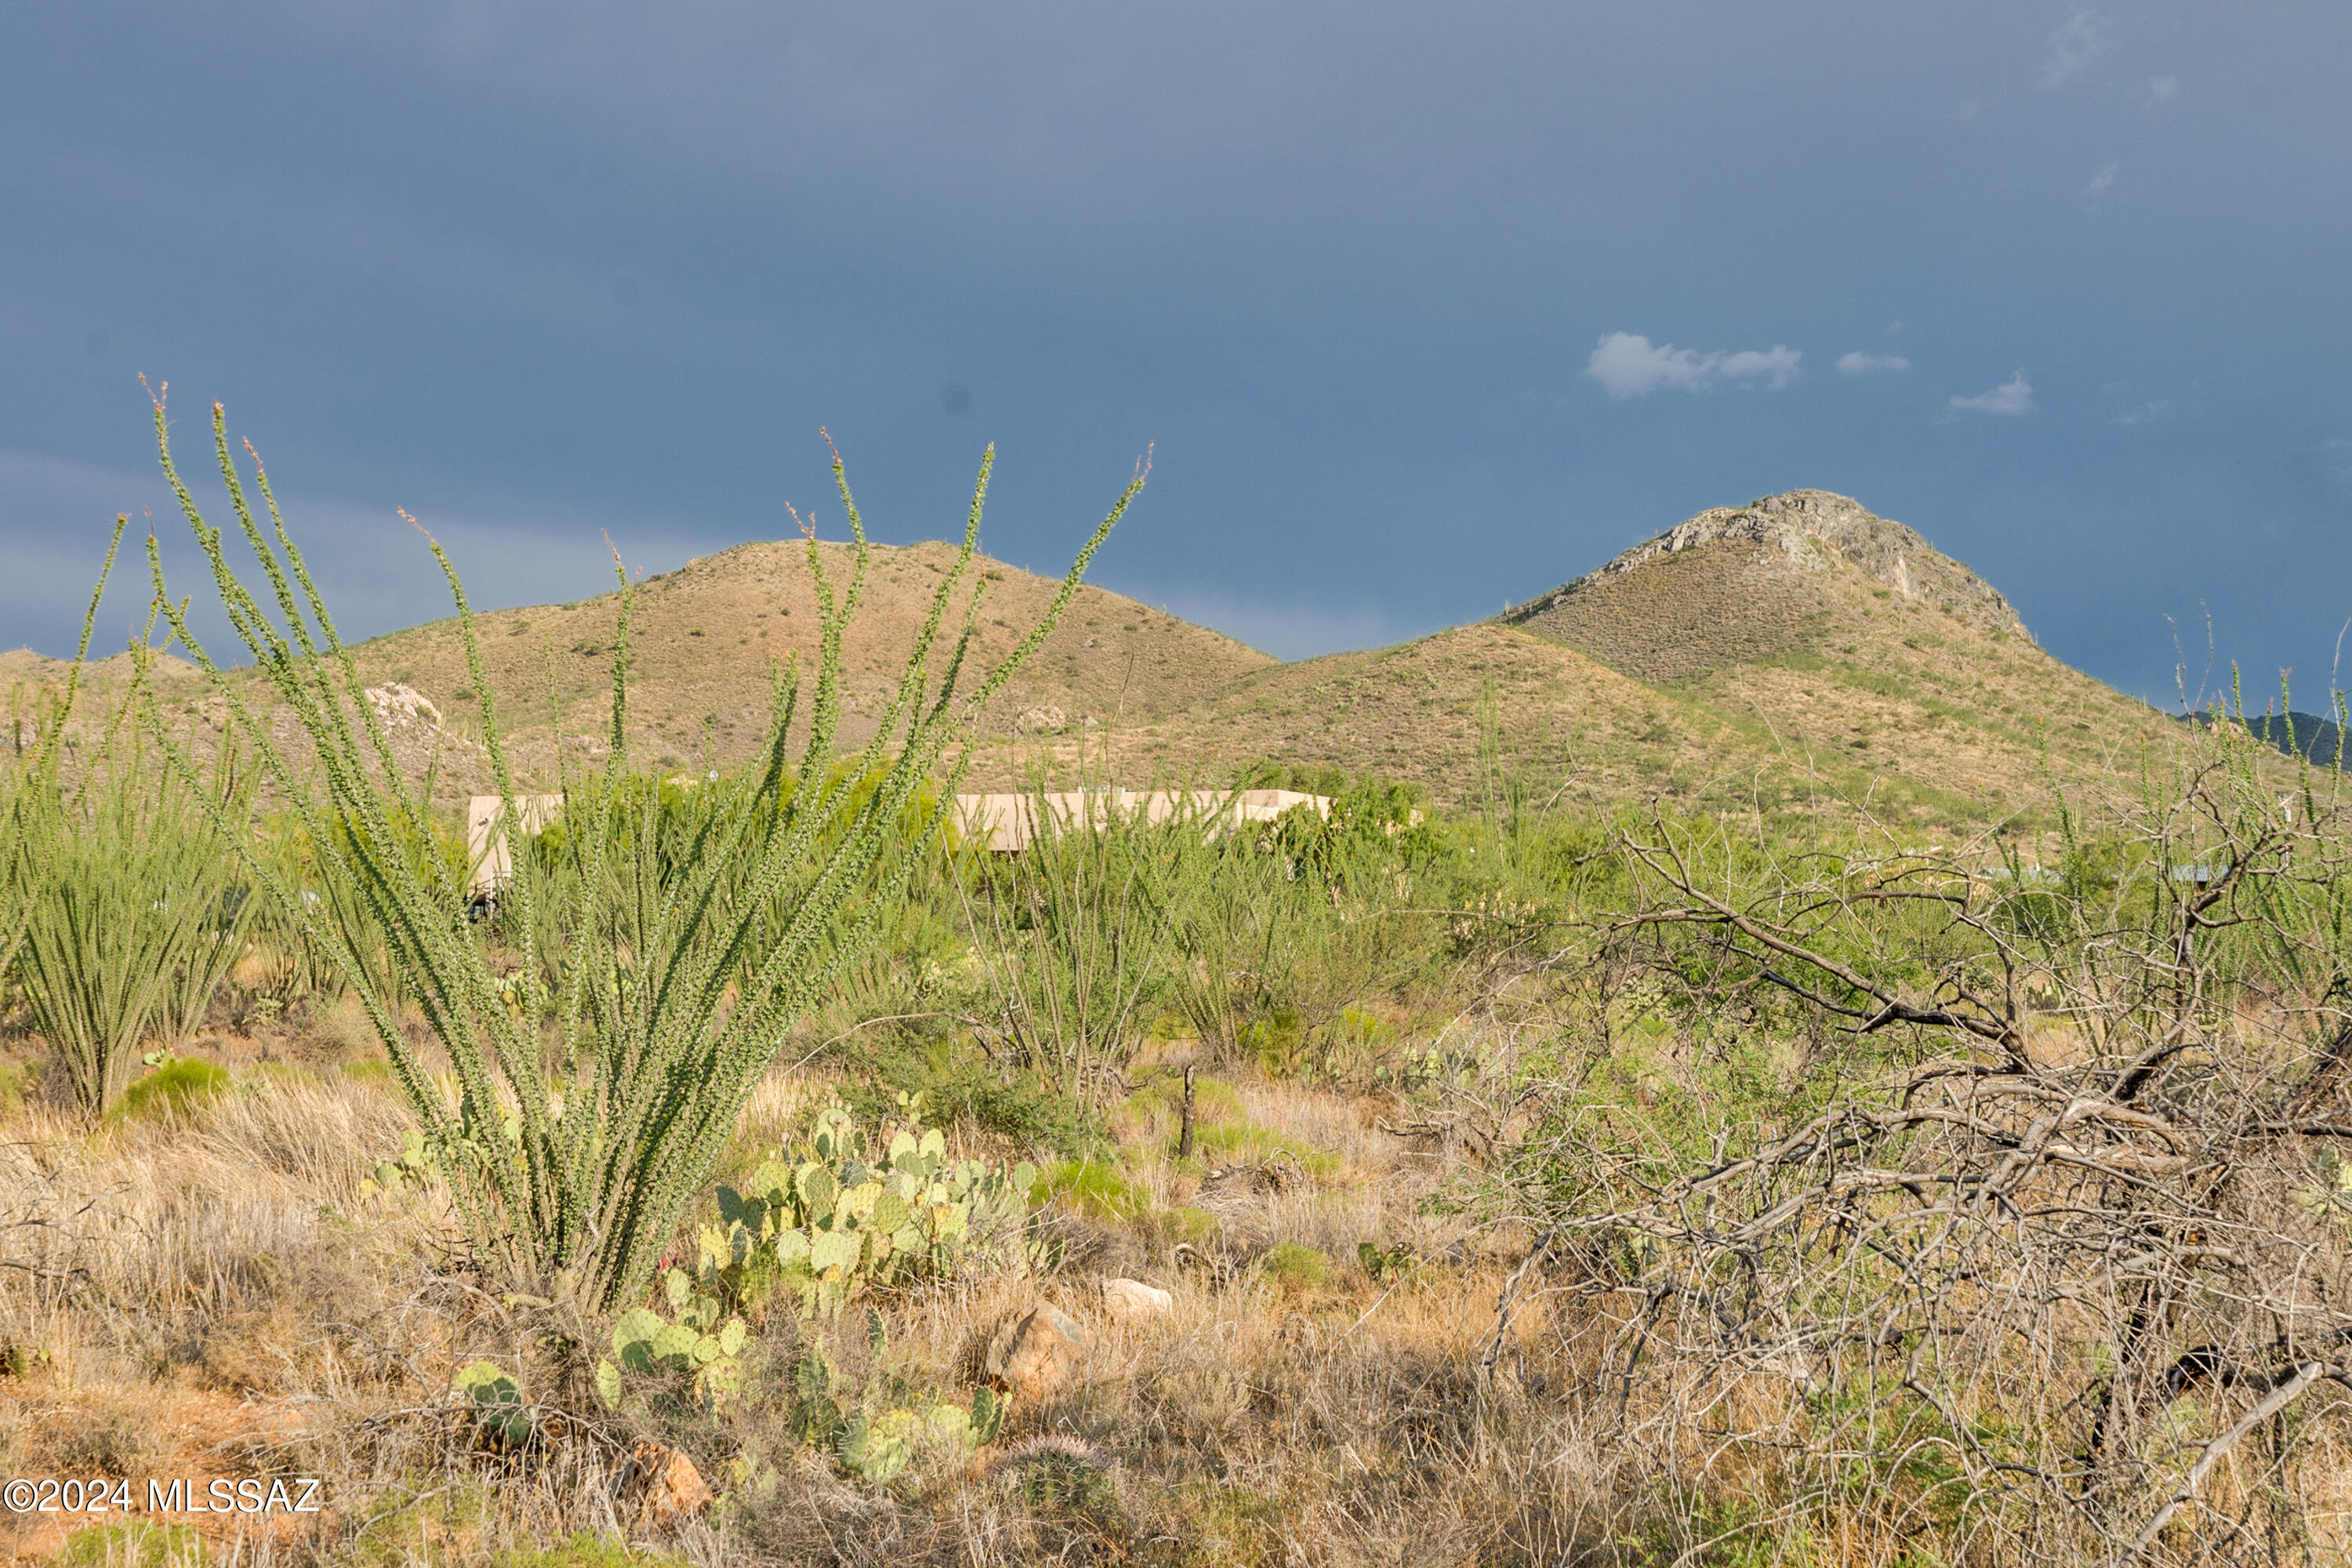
<box><xmin>1479</xmin><ymin>715</ymin><xmax>2352</xmax><ymax>1558</ymax></box>
<box><xmin>0</xmin><ymin>517</ymin><xmax>118</xmax><ymax>989</ymax></box>
<box><xmin>964</xmin><ymin>779</ymin><xmax>1186</xmax><ymax>1107</ymax></box>
<box><xmin>111</xmin><ymin>1056</ymin><xmax>230</xmax><ymax>1123</ymax></box>
<box><xmin>1258</xmin><ymin>1243</ymin><xmax>1328</xmax><ymax>1295</ymax></box>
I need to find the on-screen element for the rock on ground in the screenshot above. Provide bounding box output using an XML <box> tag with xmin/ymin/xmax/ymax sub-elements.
<box><xmin>985</xmin><ymin>1302</ymin><xmax>1088</xmax><ymax>1401</ymax></box>
<box><xmin>615</xmin><ymin>1441</ymin><xmax>713</xmax><ymax>1529</ymax></box>
<box><xmin>1100</xmin><ymin>1277</ymin><xmax>1173</xmax><ymax>1323</ymax></box>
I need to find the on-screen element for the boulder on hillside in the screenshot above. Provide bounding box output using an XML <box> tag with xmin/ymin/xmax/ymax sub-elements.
<box><xmin>986</xmin><ymin>1303</ymin><xmax>1087</xmax><ymax>1401</ymax></box>
<box><xmin>1100</xmin><ymin>1277</ymin><xmax>1173</xmax><ymax>1324</ymax></box>
<box><xmin>614</xmin><ymin>1441</ymin><xmax>713</xmax><ymax>1529</ymax></box>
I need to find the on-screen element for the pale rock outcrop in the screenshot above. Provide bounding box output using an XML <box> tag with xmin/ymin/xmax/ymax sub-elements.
<box><xmin>1529</xmin><ymin>489</ymin><xmax>2030</xmax><ymax>644</ymax></box>
<box><xmin>1100</xmin><ymin>1277</ymin><xmax>1173</xmax><ymax>1323</ymax></box>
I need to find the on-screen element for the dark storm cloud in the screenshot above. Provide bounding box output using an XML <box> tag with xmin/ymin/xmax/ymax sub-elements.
<box><xmin>3</xmin><ymin>2</ymin><xmax>2348</xmax><ymax>695</ymax></box>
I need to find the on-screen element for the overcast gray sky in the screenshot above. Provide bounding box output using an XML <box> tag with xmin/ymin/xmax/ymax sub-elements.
<box><xmin>5</xmin><ymin>2</ymin><xmax>2347</xmax><ymax>709</ymax></box>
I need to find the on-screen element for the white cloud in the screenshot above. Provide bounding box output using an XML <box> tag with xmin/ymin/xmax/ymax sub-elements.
<box><xmin>1951</xmin><ymin>372</ymin><xmax>2034</xmax><ymax>416</ymax></box>
<box><xmin>1584</xmin><ymin>332</ymin><xmax>1802</xmax><ymax>398</ymax></box>
<box><xmin>1586</xmin><ymin>333</ymin><xmax>1714</xmax><ymax>396</ymax></box>
<box><xmin>2113</xmin><ymin>400</ymin><xmax>2169</xmax><ymax>425</ymax></box>
<box><xmin>1837</xmin><ymin>352</ymin><xmax>1911</xmax><ymax>376</ymax></box>
<box><xmin>2143</xmin><ymin>74</ymin><xmax>2180</xmax><ymax>106</ymax></box>
<box><xmin>2085</xmin><ymin>162</ymin><xmax>2118</xmax><ymax>196</ymax></box>
<box><xmin>1716</xmin><ymin>347</ymin><xmax>1803</xmax><ymax>389</ymax></box>
<box><xmin>2040</xmin><ymin>11</ymin><xmax>2113</xmax><ymax>88</ymax></box>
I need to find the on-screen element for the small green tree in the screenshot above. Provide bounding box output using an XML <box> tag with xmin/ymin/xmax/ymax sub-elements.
<box><xmin>139</xmin><ymin>390</ymin><xmax>1142</xmax><ymax>1309</ymax></box>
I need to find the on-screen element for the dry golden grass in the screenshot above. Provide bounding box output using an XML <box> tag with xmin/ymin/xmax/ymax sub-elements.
<box><xmin>0</xmin><ymin>1043</ymin><xmax>1613</xmax><ymax>1566</ymax></box>
<box><xmin>0</xmin><ymin>1022</ymin><xmax>2343</xmax><ymax>1566</ymax></box>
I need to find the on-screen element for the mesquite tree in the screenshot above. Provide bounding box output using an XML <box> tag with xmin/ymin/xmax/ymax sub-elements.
<box><xmin>1473</xmin><ymin>718</ymin><xmax>2352</xmax><ymax>1561</ymax></box>
<box><xmin>138</xmin><ymin>388</ymin><xmax>1139</xmax><ymax>1310</ymax></box>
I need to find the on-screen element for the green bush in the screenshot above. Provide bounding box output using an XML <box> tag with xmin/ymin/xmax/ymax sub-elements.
<box><xmin>836</xmin><ymin>1029</ymin><xmax>1100</xmax><ymax>1153</ymax></box>
<box><xmin>111</xmin><ymin>1057</ymin><xmax>229</xmax><ymax>1123</ymax></box>
<box><xmin>1123</xmin><ymin>1070</ymin><xmax>1243</xmax><ymax>1131</ymax></box>
<box><xmin>56</xmin><ymin>1523</ymin><xmax>202</xmax><ymax>1568</ymax></box>
<box><xmin>1194</xmin><ymin>1120</ymin><xmax>1340</xmax><ymax>1178</ymax></box>
<box><xmin>1258</xmin><ymin>1243</ymin><xmax>1329</xmax><ymax>1295</ymax></box>
<box><xmin>964</xmin><ymin>778</ymin><xmax>1188</xmax><ymax>1107</ymax></box>
<box><xmin>14</xmin><ymin>731</ymin><xmax>254</xmax><ymax>1117</ymax></box>
<box><xmin>0</xmin><ymin>519</ymin><xmax>118</xmax><ymax>997</ymax></box>
<box><xmin>493</xmin><ymin>1534</ymin><xmax>690</xmax><ymax>1568</ymax></box>
<box><xmin>1039</xmin><ymin>1156</ymin><xmax>1149</xmax><ymax>1221</ymax></box>
<box><xmin>0</xmin><ymin>1061</ymin><xmax>35</xmax><ymax>1121</ymax></box>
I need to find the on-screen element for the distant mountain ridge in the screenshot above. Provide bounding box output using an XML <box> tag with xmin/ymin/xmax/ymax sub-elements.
<box><xmin>2190</xmin><ymin>709</ymin><xmax>2349</xmax><ymax>765</ymax></box>
<box><xmin>7</xmin><ymin>489</ymin><xmax>2294</xmax><ymax>834</ymax></box>
<box><xmin>1129</xmin><ymin>488</ymin><xmax>2262</xmax><ymax>834</ymax></box>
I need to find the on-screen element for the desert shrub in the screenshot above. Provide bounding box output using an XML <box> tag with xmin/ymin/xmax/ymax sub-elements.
<box><xmin>138</xmin><ymin>394</ymin><xmax>1141</xmax><ymax>1310</ymax></box>
<box><xmin>56</xmin><ymin>1524</ymin><xmax>201</xmax><ymax>1568</ymax></box>
<box><xmin>0</xmin><ymin>1061</ymin><xmax>34</xmax><ymax>1120</ymax></box>
<box><xmin>1479</xmin><ymin>716</ymin><xmax>2352</xmax><ymax>1559</ymax></box>
<box><xmin>837</xmin><ymin>1043</ymin><xmax>1099</xmax><ymax>1153</ymax></box>
<box><xmin>492</xmin><ymin>1535</ymin><xmax>690</xmax><ymax>1568</ymax></box>
<box><xmin>14</xmin><ymin>728</ymin><xmax>255</xmax><ymax>1116</ymax></box>
<box><xmin>964</xmin><ymin>783</ymin><xmax>1189</xmax><ymax>1107</ymax></box>
<box><xmin>1258</xmin><ymin>1242</ymin><xmax>1328</xmax><ymax>1295</ymax></box>
<box><xmin>1039</xmin><ymin>1155</ymin><xmax>1148</xmax><ymax>1221</ymax></box>
<box><xmin>111</xmin><ymin>1055</ymin><xmax>230</xmax><ymax>1123</ymax></box>
<box><xmin>0</xmin><ymin>520</ymin><xmax>118</xmax><ymax>984</ymax></box>
<box><xmin>1168</xmin><ymin>840</ymin><xmax>1324</xmax><ymax>1062</ymax></box>
<box><xmin>1123</xmin><ymin>1069</ymin><xmax>1243</xmax><ymax>1127</ymax></box>
<box><xmin>56</xmin><ymin>1396</ymin><xmax>160</xmax><ymax>1475</ymax></box>
<box><xmin>1192</xmin><ymin>1120</ymin><xmax>1338</xmax><ymax>1177</ymax></box>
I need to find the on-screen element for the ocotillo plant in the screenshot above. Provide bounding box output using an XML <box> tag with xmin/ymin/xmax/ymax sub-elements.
<box><xmin>138</xmin><ymin>389</ymin><xmax>1142</xmax><ymax>1310</ymax></box>
<box><xmin>0</xmin><ymin>517</ymin><xmax>122</xmax><ymax>983</ymax></box>
<box><xmin>15</xmin><ymin>728</ymin><xmax>255</xmax><ymax>1116</ymax></box>
<box><xmin>964</xmin><ymin>770</ymin><xmax>1193</xmax><ymax>1108</ymax></box>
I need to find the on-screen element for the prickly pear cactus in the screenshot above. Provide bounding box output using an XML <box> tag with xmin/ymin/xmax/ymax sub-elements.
<box><xmin>708</xmin><ymin>1094</ymin><xmax>1041</xmax><ymax>1320</ymax></box>
<box><xmin>836</xmin><ymin>1396</ymin><xmax>1004</xmax><ymax>1484</ymax></box>
<box><xmin>593</xmin><ymin>1265</ymin><xmax>751</xmax><ymax>1410</ymax></box>
<box><xmin>453</xmin><ymin>1360</ymin><xmax>532</xmax><ymax>1448</ymax></box>
<box><xmin>785</xmin><ymin>1305</ymin><xmax>1011</xmax><ymax>1486</ymax></box>
<box><xmin>364</xmin><ymin>1127</ymin><xmax>441</xmax><ymax>1196</ymax></box>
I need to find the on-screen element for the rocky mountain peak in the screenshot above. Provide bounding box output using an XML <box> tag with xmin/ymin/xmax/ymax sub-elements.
<box><xmin>1569</xmin><ymin>489</ymin><xmax>2029</xmax><ymax>643</ymax></box>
